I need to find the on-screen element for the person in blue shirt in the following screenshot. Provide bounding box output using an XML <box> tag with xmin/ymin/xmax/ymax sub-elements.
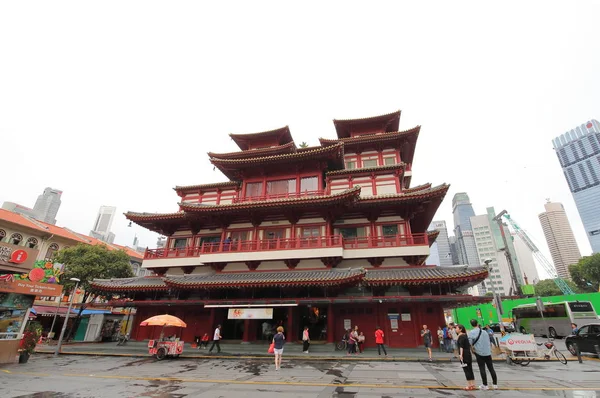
<box><xmin>469</xmin><ymin>319</ymin><xmax>498</xmax><ymax>390</ymax></box>
<box><xmin>572</xmin><ymin>323</ymin><xmax>579</xmax><ymax>335</ymax></box>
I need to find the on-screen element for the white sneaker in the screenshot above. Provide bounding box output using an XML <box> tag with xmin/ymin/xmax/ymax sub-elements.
<box><xmin>492</xmin><ymin>385</ymin><xmax>499</xmax><ymax>390</ymax></box>
<box><xmin>479</xmin><ymin>385</ymin><xmax>489</xmax><ymax>390</ymax></box>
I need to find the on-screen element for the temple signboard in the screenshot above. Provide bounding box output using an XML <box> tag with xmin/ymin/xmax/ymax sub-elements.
<box><xmin>0</xmin><ymin>242</ymin><xmax>38</xmax><ymax>273</ymax></box>
<box><xmin>228</xmin><ymin>308</ymin><xmax>273</xmax><ymax>319</ymax></box>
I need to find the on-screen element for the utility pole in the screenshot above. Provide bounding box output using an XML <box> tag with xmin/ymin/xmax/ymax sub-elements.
<box><xmin>493</xmin><ymin>210</ymin><xmax>522</xmax><ymax>297</ymax></box>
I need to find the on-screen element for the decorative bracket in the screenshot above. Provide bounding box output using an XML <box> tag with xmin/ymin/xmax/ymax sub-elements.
<box><xmin>181</xmin><ymin>266</ymin><xmax>196</xmax><ymax>275</ymax></box>
<box><xmin>209</xmin><ymin>262</ymin><xmax>227</xmax><ymax>272</ymax></box>
<box><xmin>246</xmin><ymin>261</ymin><xmax>261</xmax><ymax>271</ymax></box>
<box><xmin>367</xmin><ymin>257</ymin><xmax>384</xmax><ymax>267</ymax></box>
<box><xmin>284</xmin><ymin>259</ymin><xmax>301</xmax><ymax>270</ymax></box>
<box><xmin>320</xmin><ymin>256</ymin><xmax>342</xmax><ymax>268</ymax></box>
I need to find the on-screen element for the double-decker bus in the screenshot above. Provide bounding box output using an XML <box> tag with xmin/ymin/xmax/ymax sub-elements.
<box><xmin>512</xmin><ymin>301</ymin><xmax>598</xmax><ymax>339</ymax></box>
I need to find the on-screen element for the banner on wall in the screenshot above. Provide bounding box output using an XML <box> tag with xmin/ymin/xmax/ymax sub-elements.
<box><xmin>0</xmin><ymin>278</ymin><xmax>63</xmax><ymax>297</ymax></box>
<box><xmin>227</xmin><ymin>308</ymin><xmax>273</xmax><ymax>319</ymax></box>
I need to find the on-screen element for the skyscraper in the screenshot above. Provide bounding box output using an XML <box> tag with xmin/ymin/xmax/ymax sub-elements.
<box><xmin>427</xmin><ymin>220</ymin><xmax>453</xmax><ymax>266</ymax></box>
<box><xmin>448</xmin><ymin>236</ymin><xmax>459</xmax><ymax>265</ymax></box>
<box><xmin>511</xmin><ymin>233</ymin><xmax>540</xmax><ymax>284</ymax></box>
<box><xmin>553</xmin><ymin>119</ymin><xmax>600</xmax><ymax>254</ymax></box>
<box><xmin>452</xmin><ymin>193</ymin><xmax>480</xmax><ymax>267</ymax></box>
<box><xmin>32</xmin><ymin>187</ymin><xmax>62</xmax><ymax>225</ymax></box>
<box><xmin>90</xmin><ymin>206</ymin><xmax>117</xmax><ymax>244</ymax></box>
<box><xmin>538</xmin><ymin>201</ymin><xmax>581</xmax><ymax>280</ymax></box>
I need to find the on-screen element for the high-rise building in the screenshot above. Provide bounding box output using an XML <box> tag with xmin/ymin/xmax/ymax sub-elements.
<box><xmin>427</xmin><ymin>220</ymin><xmax>453</xmax><ymax>266</ymax></box>
<box><xmin>32</xmin><ymin>187</ymin><xmax>62</xmax><ymax>225</ymax></box>
<box><xmin>538</xmin><ymin>201</ymin><xmax>581</xmax><ymax>280</ymax></box>
<box><xmin>1</xmin><ymin>202</ymin><xmax>38</xmax><ymax>219</ymax></box>
<box><xmin>90</xmin><ymin>206</ymin><xmax>117</xmax><ymax>244</ymax></box>
<box><xmin>553</xmin><ymin>119</ymin><xmax>600</xmax><ymax>254</ymax></box>
<box><xmin>471</xmin><ymin>213</ymin><xmax>514</xmax><ymax>296</ymax></box>
<box><xmin>452</xmin><ymin>193</ymin><xmax>480</xmax><ymax>267</ymax></box>
<box><xmin>448</xmin><ymin>235</ymin><xmax>459</xmax><ymax>265</ymax></box>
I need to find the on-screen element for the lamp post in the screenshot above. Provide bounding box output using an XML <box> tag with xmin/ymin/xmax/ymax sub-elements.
<box><xmin>484</xmin><ymin>259</ymin><xmax>505</xmax><ymax>334</ymax></box>
<box><xmin>54</xmin><ymin>278</ymin><xmax>80</xmax><ymax>357</ymax></box>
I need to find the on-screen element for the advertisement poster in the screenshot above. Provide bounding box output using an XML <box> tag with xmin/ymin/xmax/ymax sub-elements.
<box><xmin>228</xmin><ymin>308</ymin><xmax>273</xmax><ymax>319</ymax></box>
<box><xmin>344</xmin><ymin>319</ymin><xmax>351</xmax><ymax>330</ymax></box>
<box><xmin>401</xmin><ymin>313</ymin><xmax>411</xmax><ymax>321</ymax></box>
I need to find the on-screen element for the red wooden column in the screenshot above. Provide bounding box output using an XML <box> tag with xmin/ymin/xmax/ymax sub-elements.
<box><xmin>242</xmin><ymin>319</ymin><xmax>252</xmax><ymax>343</ymax></box>
<box><xmin>208</xmin><ymin>308</ymin><xmax>216</xmax><ymax>332</ymax></box>
<box><xmin>327</xmin><ymin>303</ymin><xmax>335</xmax><ymax>343</ymax></box>
<box><xmin>286</xmin><ymin>307</ymin><xmax>295</xmax><ymax>342</ymax></box>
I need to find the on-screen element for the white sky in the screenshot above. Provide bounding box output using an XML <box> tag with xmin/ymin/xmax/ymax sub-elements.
<box><xmin>1</xmin><ymin>1</ymin><xmax>599</xmax><ymax>265</ymax></box>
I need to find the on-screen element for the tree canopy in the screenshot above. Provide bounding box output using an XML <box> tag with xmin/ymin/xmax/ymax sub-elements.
<box><xmin>55</xmin><ymin>244</ymin><xmax>134</xmax><ymax>297</ymax></box>
<box><xmin>532</xmin><ymin>278</ymin><xmax>581</xmax><ymax>296</ymax></box>
<box><xmin>569</xmin><ymin>253</ymin><xmax>600</xmax><ymax>292</ymax></box>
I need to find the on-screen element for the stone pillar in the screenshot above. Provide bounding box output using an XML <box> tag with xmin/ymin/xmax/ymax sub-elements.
<box><xmin>242</xmin><ymin>319</ymin><xmax>251</xmax><ymax>344</ymax></box>
<box><xmin>327</xmin><ymin>303</ymin><xmax>335</xmax><ymax>343</ymax></box>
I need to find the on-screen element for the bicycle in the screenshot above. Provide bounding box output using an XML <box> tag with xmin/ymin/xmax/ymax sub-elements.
<box><xmin>335</xmin><ymin>338</ymin><xmax>348</xmax><ymax>351</ymax></box>
<box><xmin>509</xmin><ymin>340</ymin><xmax>567</xmax><ymax>366</ymax></box>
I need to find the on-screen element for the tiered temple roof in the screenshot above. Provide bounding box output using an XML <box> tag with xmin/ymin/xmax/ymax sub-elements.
<box><xmin>333</xmin><ymin>110</ymin><xmax>401</xmax><ymax>138</ymax></box>
<box><xmin>229</xmin><ymin>126</ymin><xmax>294</xmax><ymax>150</ymax></box>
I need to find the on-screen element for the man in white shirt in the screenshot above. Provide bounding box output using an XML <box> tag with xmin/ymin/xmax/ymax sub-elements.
<box><xmin>208</xmin><ymin>324</ymin><xmax>222</xmax><ymax>354</ymax></box>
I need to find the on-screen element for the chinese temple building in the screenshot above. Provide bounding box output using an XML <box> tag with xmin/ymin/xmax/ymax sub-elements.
<box><xmin>91</xmin><ymin>110</ymin><xmax>488</xmax><ymax>348</ymax></box>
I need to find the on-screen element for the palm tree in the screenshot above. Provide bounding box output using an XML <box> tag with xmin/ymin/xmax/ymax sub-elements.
<box><xmin>299</xmin><ymin>142</ymin><xmax>308</xmax><ymax>148</ymax></box>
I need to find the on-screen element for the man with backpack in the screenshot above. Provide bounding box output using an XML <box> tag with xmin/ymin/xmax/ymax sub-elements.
<box><xmin>469</xmin><ymin>319</ymin><xmax>498</xmax><ymax>390</ymax></box>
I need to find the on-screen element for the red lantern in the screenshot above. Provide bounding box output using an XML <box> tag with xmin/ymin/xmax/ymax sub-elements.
<box><xmin>76</xmin><ymin>289</ymin><xmax>81</xmax><ymax>294</ymax></box>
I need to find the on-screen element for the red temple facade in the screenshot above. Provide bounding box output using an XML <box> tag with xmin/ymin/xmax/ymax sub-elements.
<box><xmin>91</xmin><ymin>110</ymin><xmax>488</xmax><ymax>348</ymax></box>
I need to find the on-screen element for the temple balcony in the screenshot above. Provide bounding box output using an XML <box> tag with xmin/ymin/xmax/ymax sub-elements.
<box><xmin>341</xmin><ymin>233</ymin><xmax>429</xmax><ymax>259</ymax></box>
<box><xmin>198</xmin><ymin>235</ymin><xmax>344</xmax><ymax>263</ymax></box>
<box><xmin>142</xmin><ymin>233</ymin><xmax>429</xmax><ymax>265</ymax></box>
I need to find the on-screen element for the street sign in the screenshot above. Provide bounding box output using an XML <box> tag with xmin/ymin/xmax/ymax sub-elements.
<box><xmin>536</xmin><ymin>298</ymin><xmax>545</xmax><ymax>313</ymax></box>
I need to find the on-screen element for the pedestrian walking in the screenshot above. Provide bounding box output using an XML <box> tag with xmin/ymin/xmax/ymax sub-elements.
<box><xmin>450</xmin><ymin>322</ymin><xmax>459</xmax><ymax>357</ymax></box>
<box><xmin>375</xmin><ymin>325</ymin><xmax>387</xmax><ymax>356</ymax></box>
<box><xmin>302</xmin><ymin>326</ymin><xmax>310</xmax><ymax>353</ymax></box>
<box><xmin>442</xmin><ymin>324</ymin><xmax>452</xmax><ymax>353</ymax></box>
<box><xmin>273</xmin><ymin>326</ymin><xmax>285</xmax><ymax>371</ymax></box>
<box><xmin>357</xmin><ymin>332</ymin><xmax>365</xmax><ymax>353</ymax></box>
<box><xmin>485</xmin><ymin>325</ymin><xmax>496</xmax><ymax>347</ymax></box>
<box><xmin>346</xmin><ymin>329</ymin><xmax>356</xmax><ymax>355</ymax></box>
<box><xmin>469</xmin><ymin>319</ymin><xmax>498</xmax><ymax>390</ymax></box>
<box><xmin>456</xmin><ymin>324</ymin><xmax>476</xmax><ymax>390</ymax></box>
<box><xmin>437</xmin><ymin>326</ymin><xmax>444</xmax><ymax>352</ymax></box>
<box><xmin>208</xmin><ymin>324</ymin><xmax>222</xmax><ymax>354</ymax></box>
<box><xmin>421</xmin><ymin>324</ymin><xmax>433</xmax><ymax>361</ymax></box>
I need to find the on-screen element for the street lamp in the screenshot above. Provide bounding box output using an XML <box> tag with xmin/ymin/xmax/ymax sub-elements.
<box><xmin>483</xmin><ymin>259</ymin><xmax>505</xmax><ymax>334</ymax></box>
<box><xmin>54</xmin><ymin>278</ymin><xmax>80</xmax><ymax>357</ymax></box>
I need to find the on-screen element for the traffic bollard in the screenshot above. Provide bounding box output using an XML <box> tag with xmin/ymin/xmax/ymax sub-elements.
<box><xmin>574</xmin><ymin>343</ymin><xmax>583</xmax><ymax>363</ymax></box>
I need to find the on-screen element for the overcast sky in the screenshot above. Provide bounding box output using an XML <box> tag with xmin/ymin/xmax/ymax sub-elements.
<box><xmin>1</xmin><ymin>1</ymin><xmax>599</xmax><ymax>271</ymax></box>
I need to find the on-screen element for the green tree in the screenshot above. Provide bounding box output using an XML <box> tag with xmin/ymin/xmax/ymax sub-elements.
<box><xmin>54</xmin><ymin>244</ymin><xmax>134</xmax><ymax>339</ymax></box>
<box><xmin>570</xmin><ymin>254</ymin><xmax>600</xmax><ymax>292</ymax></box>
<box><xmin>533</xmin><ymin>278</ymin><xmax>581</xmax><ymax>296</ymax></box>
<box><xmin>299</xmin><ymin>142</ymin><xmax>309</xmax><ymax>148</ymax></box>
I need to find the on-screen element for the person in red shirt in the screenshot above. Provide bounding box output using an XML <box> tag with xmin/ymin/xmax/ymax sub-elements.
<box><xmin>375</xmin><ymin>326</ymin><xmax>387</xmax><ymax>356</ymax></box>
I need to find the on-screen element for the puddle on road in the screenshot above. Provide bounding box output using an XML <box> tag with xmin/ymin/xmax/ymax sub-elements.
<box><xmin>105</xmin><ymin>358</ymin><xmax>155</xmax><ymax>372</ymax></box>
<box><xmin>333</xmin><ymin>386</ymin><xmax>357</xmax><ymax>397</ymax></box>
<box><xmin>231</xmin><ymin>360</ymin><xmax>267</xmax><ymax>376</ymax></box>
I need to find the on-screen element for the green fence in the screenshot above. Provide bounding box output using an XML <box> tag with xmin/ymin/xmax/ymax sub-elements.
<box><xmin>451</xmin><ymin>292</ymin><xmax>600</xmax><ymax>325</ymax></box>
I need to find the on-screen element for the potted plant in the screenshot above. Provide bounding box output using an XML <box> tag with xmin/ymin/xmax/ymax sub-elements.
<box><xmin>19</xmin><ymin>322</ymin><xmax>42</xmax><ymax>364</ymax></box>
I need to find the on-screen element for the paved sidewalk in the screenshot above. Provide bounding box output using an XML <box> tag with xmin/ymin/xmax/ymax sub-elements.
<box><xmin>35</xmin><ymin>340</ymin><xmax>581</xmax><ymax>362</ymax></box>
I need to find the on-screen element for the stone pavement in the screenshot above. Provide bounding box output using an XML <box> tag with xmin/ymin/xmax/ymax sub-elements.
<box><xmin>2</xmin><ymin>354</ymin><xmax>600</xmax><ymax>397</ymax></box>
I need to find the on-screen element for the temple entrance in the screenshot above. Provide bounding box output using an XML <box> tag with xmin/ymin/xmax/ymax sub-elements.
<box><xmin>298</xmin><ymin>305</ymin><xmax>328</xmax><ymax>342</ymax></box>
<box><xmin>255</xmin><ymin>307</ymin><xmax>288</xmax><ymax>342</ymax></box>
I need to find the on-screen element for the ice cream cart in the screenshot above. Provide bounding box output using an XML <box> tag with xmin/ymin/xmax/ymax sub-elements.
<box><xmin>139</xmin><ymin>314</ymin><xmax>187</xmax><ymax>361</ymax></box>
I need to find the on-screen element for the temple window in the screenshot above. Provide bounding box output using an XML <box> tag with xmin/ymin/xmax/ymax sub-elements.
<box><xmin>45</xmin><ymin>243</ymin><xmax>59</xmax><ymax>260</ymax></box>
<box><xmin>266</xmin><ymin>179</ymin><xmax>296</xmax><ymax>195</ymax></box>
<box><xmin>362</xmin><ymin>159</ymin><xmax>377</xmax><ymax>168</ymax></box>
<box><xmin>230</xmin><ymin>230</ymin><xmax>249</xmax><ymax>242</ymax></box>
<box><xmin>245</xmin><ymin>182</ymin><xmax>263</xmax><ymax>198</ymax></box>
<box><xmin>9</xmin><ymin>233</ymin><xmax>23</xmax><ymax>245</ymax></box>
<box><xmin>302</xmin><ymin>227</ymin><xmax>321</xmax><ymax>238</ymax></box>
<box><xmin>265</xmin><ymin>229</ymin><xmax>286</xmax><ymax>240</ymax></box>
<box><xmin>173</xmin><ymin>238</ymin><xmax>188</xmax><ymax>248</ymax></box>
<box><xmin>384</xmin><ymin>157</ymin><xmax>396</xmax><ymax>165</ymax></box>
<box><xmin>345</xmin><ymin>161</ymin><xmax>356</xmax><ymax>169</ymax></box>
<box><xmin>199</xmin><ymin>236</ymin><xmax>221</xmax><ymax>245</ymax></box>
<box><xmin>382</xmin><ymin>225</ymin><xmax>398</xmax><ymax>236</ymax></box>
<box><xmin>300</xmin><ymin>176</ymin><xmax>318</xmax><ymax>193</ymax></box>
<box><xmin>26</xmin><ymin>237</ymin><xmax>38</xmax><ymax>249</ymax></box>
<box><xmin>337</xmin><ymin>227</ymin><xmax>367</xmax><ymax>239</ymax></box>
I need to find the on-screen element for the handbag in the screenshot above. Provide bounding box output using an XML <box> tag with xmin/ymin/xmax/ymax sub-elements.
<box><xmin>268</xmin><ymin>343</ymin><xmax>275</xmax><ymax>354</ymax></box>
<box><xmin>470</xmin><ymin>328</ymin><xmax>483</xmax><ymax>355</ymax></box>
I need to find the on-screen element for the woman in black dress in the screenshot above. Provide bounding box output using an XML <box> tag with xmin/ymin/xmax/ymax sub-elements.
<box><xmin>456</xmin><ymin>324</ymin><xmax>476</xmax><ymax>390</ymax></box>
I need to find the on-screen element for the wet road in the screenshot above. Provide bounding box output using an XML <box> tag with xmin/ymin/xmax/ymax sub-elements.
<box><xmin>1</xmin><ymin>354</ymin><xmax>600</xmax><ymax>397</ymax></box>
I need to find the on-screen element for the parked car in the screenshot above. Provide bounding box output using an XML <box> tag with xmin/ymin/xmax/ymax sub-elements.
<box><xmin>565</xmin><ymin>323</ymin><xmax>600</xmax><ymax>356</ymax></box>
<box><xmin>488</xmin><ymin>323</ymin><xmax>515</xmax><ymax>333</ymax></box>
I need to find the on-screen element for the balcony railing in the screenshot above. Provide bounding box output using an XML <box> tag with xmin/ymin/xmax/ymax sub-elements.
<box><xmin>200</xmin><ymin>235</ymin><xmax>343</xmax><ymax>254</ymax></box>
<box><xmin>342</xmin><ymin>234</ymin><xmax>428</xmax><ymax>250</ymax></box>
<box><xmin>144</xmin><ymin>234</ymin><xmax>428</xmax><ymax>260</ymax></box>
<box><xmin>232</xmin><ymin>190</ymin><xmax>325</xmax><ymax>203</ymax></box>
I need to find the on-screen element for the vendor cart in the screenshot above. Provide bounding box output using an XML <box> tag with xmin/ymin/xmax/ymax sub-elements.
<box><xmin>139</xmin><ymin>314</ymin><xmax>187</xmax><ymax>360</ymax></box>
<box><xmin>148</xmin><ymin>339</ymin><xmax>184</xmax><ymax>360</ymax></box>
<box><xmin>499</xmin><ymin>333</ymin><xmax>538</xmax><ymax>365</ymax></box>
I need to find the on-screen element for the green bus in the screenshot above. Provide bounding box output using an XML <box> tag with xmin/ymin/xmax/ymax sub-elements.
<box><xmin>513</xmin><ymin>301</ymin><xmax>598</xmax><ymax>339</ymax></box>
